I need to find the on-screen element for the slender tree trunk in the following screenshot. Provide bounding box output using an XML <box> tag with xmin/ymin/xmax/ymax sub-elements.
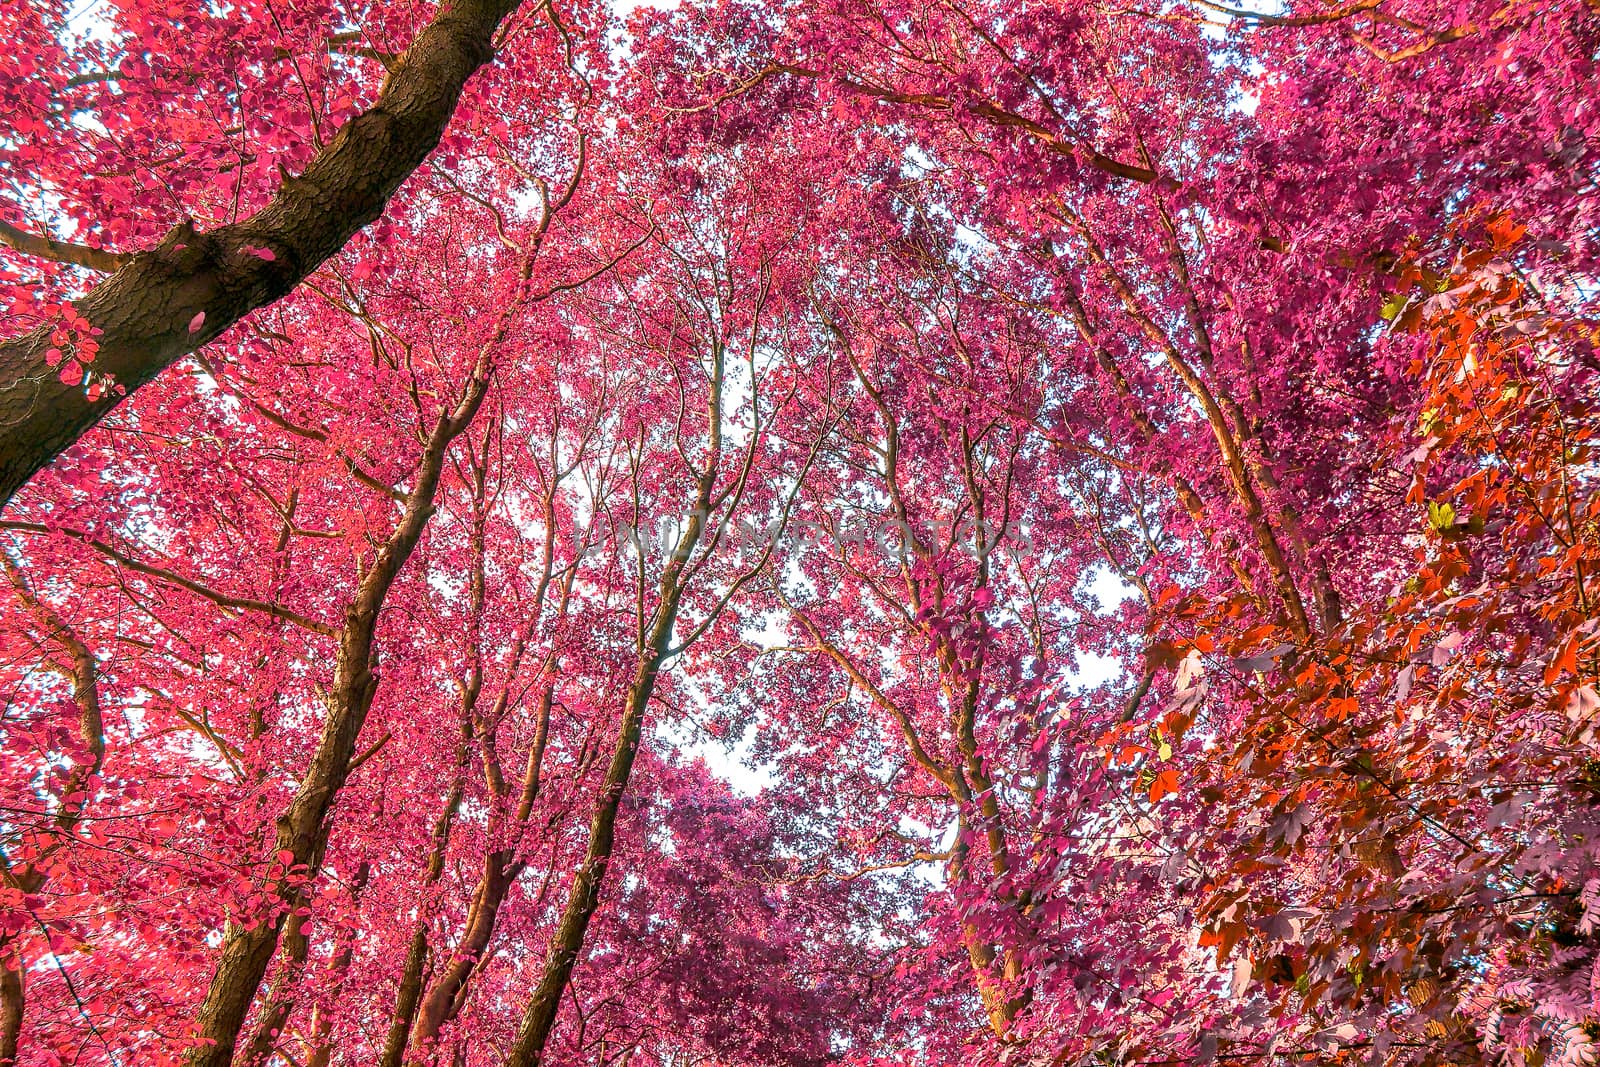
<box><xmin>1068</xmin><ymin>212</ymin><xmax>1314</xmax><ymax>637</ymax></box>
<box><xmin>379</xmin><ymin>927</ymin><xmax>434</xmax><ymax>1067</ymax></box>
<box><xmin>949</xmin><ymin>827</ymin><xmax>1022</xmax><ymax>1039</ymax></box>
<box><xmin>302</xmin><ymin>862</ymin><xmax>370</xmax><ymax>1067</ymax></box>
<box><xmin>943</xmin><ymin>749</ymin><xmax>1028</xmax><ymax>1040</ymax></box>
<box><xmin>1054</xmin><ymin>278</ymin><xmax>1265</xmax><ymax>606</ymax></box>
<box><xmin>181</xmin><ymin>631</ymin><xmax>379</xmax><ymax>1067</ymax></box>
<box><xmin>183</xmin><ymin>365</ymin><xmax>491</xmax><ymax>1067</ymax></box>
<box><xmin>404</xmin><ymin>676</ymin><xmax>557</xmax><ymax>1063</ymax></box>
<box><xmin>1</xmin><ymin>561</ymin><xmax>104</xmax><ymax>1063</ymax></box>
<box><xmin>1150</xmin><ymin>202</ymin><xmax>1345</xmax><ymax>633</ymax></box>
<box><xmin>404</xmin><ymin>861</ymin><xmax>517</xmax><ymax>1061</ymax></box>
<box><xmin>502</xmin><ymin>659</ymin><xmax>659</xmax><ymax>1067</ymax></box>
<box><xmin>232</xmin><ymin>913</ymin><xmax>309</xmax><ymax>1067</ymax></box>
<box><xmin>504</xmin><ymin>449</ymin><xmax>714</xmax><ymax>1067</ymax></box>
<box><xmin>343</xmin><ymin>238</ymin><xmax>561</xmax><ymax>1067</ymax></box>
<box><xmin>378</xmin><ymin>716</ymin><xmax>473</xmax><ymax>1067</ymax></box>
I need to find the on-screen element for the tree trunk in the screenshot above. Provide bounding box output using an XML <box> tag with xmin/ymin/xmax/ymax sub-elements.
<box><xmin>183</xmin><ymin>366</ymin><xmax>491</xmax><ymax>1067</ymax></box>
<box><xmin>0</xmin><ymin>952</ymin><xmax>22</xmax><ymax>1067</ymax></box>
<box><xmin>302</xmin><ymin>863</ymin><xmax>370</xmax><ymax>1067</ymax></box>
<box><xmin>404</xmin><ymin>682</ymin><xmax>556</xmax><ymax>1063</ymax></box>
<box><xmin>232</xmin><ymin>912</ymin><xmax>309</xmax><ymax>1067</ymax></box>
<box><xmin>1</xmin><ymin>561</ymin><xmax>104</xmax><ymax>1062</ymax></box>
<box><xmin>502</xmin><ymin>326</ymin><xmax>729</xmax><ymax>1067</ymax></box>
<box><xmin>0</xmin><ymin>0</ymin><xmax>524</xmax><ymax>504</ymax></box>
<box><xmin>378</xmin><ymin>926</ymin><xmax>434</xmax><ymax>1067</ymax></box>
<box><xmin>502</xmin><ymin>658</ymin><xmax>658</xmax><ymax>1067</ymax></box>
<box><xmin>404</xmin><ymin>860</ymin><xmax>516</xmax><ymax>1062</ymax></box>
<box><xmin>378</xmin><ymin>714</ymin><xmax>473</xmax><ymax>1067</ymax></box>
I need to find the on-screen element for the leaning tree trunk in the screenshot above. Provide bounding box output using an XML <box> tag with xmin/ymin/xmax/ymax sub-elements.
<box><xmin>182</xmin><ymin>363</ymin><xmax>491</xmax><ymax>1067</ymax></box>
<box><xmin>502</xmin><ymin>652</ymin><xmax>661</xmax><ymax>1067</ymax></box>
<box><xmin>0</xmin><ymin>0</ymin><xmax>525</xmax><ymax>504</ymax></box>
<box><xmin>503</xmin><ymin>374</ymin><xmax>723</xmax><ymax>1067</ymax></box>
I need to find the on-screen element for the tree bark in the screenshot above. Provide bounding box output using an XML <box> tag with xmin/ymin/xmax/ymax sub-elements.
<box><xmin>232</xmin><ymin>913</ymin><xmax>309</xmax><ymax>1067</ymax></box>
<box><xmin>501</xmin><ymin>654</ymin><xmax>661</xmax><ymax>1067</ymax></box>
<box><xmin>0</xmin><ymin>0</ymin><xmax>524</xmax><ymax>505</ymax></box>
<box><xmin>302</xmin><ymin>863</ymin><xmax>370</xmax><ymax>1067</ymax></box>
<box><xmin>379</xmin><ymin>926</ymin><xmax>435</xmax><ymax>1067</ymax></box>
<box><xmin>0</xmin><ymin>957</ymin><xmax>21</xmax><ymax>1067</ymax></box>
<box><xmin>405</xmin><ymin>680</ymin><xmax>547</xmax><ymax>1060</ymax></box>
<box><xmin>404</xmin><ymin>861</ymin><xmax>518</xmax><ymax>1060</ymax></box>
<box><xmin>182</xmin><ymin>359</ymin><xmax>492</xmax><ymax>1067</ymax></box>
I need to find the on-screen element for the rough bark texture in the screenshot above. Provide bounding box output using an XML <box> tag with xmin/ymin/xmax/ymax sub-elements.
<box><xmin>0</xmin><ymin>961</ymin><xmax>21</xmax><ymax>1067</ymax></box>
<box><xmin>232</xmin><ymin>913</ymin><xmax>309</xmax><ymax>1067</ymax></box>
<box><xmin>0</xmin><ymin>0</ymin><xmax>523</xmax><ymax>506</ymax></box>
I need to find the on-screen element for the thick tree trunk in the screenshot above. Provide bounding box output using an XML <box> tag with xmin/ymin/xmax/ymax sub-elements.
<box><xmin>0</xmin><ymin>953</ymin><xmax>21</xmax><ymax>1067</ymax></box>
<box><xmin>0</xmin><ymin>0</ymin><xmax>523</xmax><ymax>505</ymax></box>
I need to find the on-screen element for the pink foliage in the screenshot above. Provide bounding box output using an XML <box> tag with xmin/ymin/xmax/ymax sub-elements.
<box><xmin>1</xmin><ymin>1</ymin><xmax>1596</xmax><ymax>1065</ymax></box>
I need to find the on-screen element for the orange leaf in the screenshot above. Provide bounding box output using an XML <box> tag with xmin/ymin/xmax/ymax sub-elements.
<box><xmin>1149</xmin><ymin>769</ymin><xmax>1180</xmax><ymax>803</ymax></box>
<box><xmin>1486</xmin><ymin>214</ymin><xmax>1527</xmax><ymax>250</ymax></box>
<box><xmin>1546</xmin><ymin>634</ymin><xmax>1580</xmax><ymax>684</ymax></box>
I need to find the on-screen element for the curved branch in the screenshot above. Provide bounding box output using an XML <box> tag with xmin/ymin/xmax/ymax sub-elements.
<box><xmin>1186</xmin><ymin>0</ymin><xmax>1381</xmax><ymax>26</ymax></box>
<box><xmin>673</xmin><ymin>63</ymin><xmax>1156</xmax><ymax>183</ymax></box>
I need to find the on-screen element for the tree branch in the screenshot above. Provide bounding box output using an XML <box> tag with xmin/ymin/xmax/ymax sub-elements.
<box><xmin>0</xmin><ymin>220</ymin><xmax>129</xmax><ymax>272</ymax></box>
<box><xmin>0</xmin><ymin>520</ymin><xmax>335</xmax><ymax>636</ymax></box>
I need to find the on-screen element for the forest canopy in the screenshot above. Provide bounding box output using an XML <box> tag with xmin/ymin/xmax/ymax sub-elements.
<box><xmin>1</xmin><ymin>0</ymin><xmax>1597</xmax><ymax>1065</ymax></box>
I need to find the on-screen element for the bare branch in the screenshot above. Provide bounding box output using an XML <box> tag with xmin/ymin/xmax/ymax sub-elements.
<box><xmin>0</xmin><ymin>220</ymin><xmax>129</xmax><ymax>273</ymax></box>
